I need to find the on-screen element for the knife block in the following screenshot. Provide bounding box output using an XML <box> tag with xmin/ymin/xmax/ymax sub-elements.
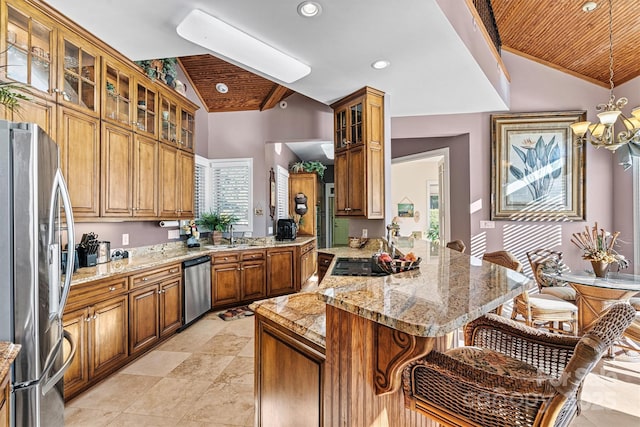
<box><xmin>77</xmin><ymin>246</ymin><xmax>97</xmax><ymax>267</ymax></box>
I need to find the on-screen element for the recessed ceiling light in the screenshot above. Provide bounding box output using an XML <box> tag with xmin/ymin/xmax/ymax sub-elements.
<box><xmin>297</xmin><ymin>2</ymin><xmax>322</xmax><ymax>18</ymax></box>
<box><xmin>582</xmin><ymin>1</ymin><xmax>597</xmax><ymax>12</ymax></box>
<box><xmin>371</xmin><ymin>60</ymin><xmax>390</xmax><ymax>70</ymax></box>
<box><xmin>177</xmin><ymin>9</ymin><xmax>311</xmax><ymax>83</ymax></box>
<box><xmin>216</xmin><ymin>83</ymin><xmax>228</xmax><ymax>93</ymax></box>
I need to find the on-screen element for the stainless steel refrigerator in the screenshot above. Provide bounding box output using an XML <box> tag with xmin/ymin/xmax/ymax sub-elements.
<box><xmin>0</xmin><ymin>120</ymin><xmax>76</xmax><ymax>426</ymax></box>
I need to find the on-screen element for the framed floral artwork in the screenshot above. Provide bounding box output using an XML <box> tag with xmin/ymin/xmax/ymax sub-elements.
<box><xmin>491</xmin><ymin>111</ymin><xmax>586</xmax><ymax>221</ymax></box>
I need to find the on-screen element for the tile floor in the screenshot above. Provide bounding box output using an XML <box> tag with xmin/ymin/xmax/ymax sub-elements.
<box><xmin>64</xmin><ymin>310</ymin><xmax>640</xmax><ymax>427</ymax></box>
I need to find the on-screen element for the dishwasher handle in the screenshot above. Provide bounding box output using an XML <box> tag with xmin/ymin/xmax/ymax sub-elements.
<box><xmin>183</xmin><ymin>255</ymin><xmax>211</xmax><ymax>268</ymax></box>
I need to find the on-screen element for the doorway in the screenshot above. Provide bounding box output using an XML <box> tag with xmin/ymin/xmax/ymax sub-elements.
<box><xmin>325</xmin><ymin>183</ymin><xmax>349</xmax><ymax>247</ymax></box>
<box><xmin>391</xmin><ymin>148</ymin><xmax>450</xmax><ymax>245</ymax></box>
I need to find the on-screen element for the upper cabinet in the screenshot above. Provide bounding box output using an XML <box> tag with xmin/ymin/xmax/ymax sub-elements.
<box><xmin>331</xmin><ymin>87</ymin><xmax>385</xmax><ymax>219</ymax></box>
<box><xmin>102</xmin><ymin>57</ymin><xmax>132</xmax><ymax>128</ymax></box>
<box><xmin>4</xmin><ymin>4</ymin><xmax>55</xmax><ymax>98</ymax></box>
<box><xmin>2</xmin><ymin>0</ymin><xmax>198</xmax><ymax>221</ymax></box>
<box><xmin>57</xmin><ymin>30</ymin><xmax>100</xmax><ymax>116</ymax></box>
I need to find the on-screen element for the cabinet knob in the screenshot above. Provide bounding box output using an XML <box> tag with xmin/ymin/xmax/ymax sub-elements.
<box><xmin>109</xmin><ymin>286</ymin><xmax>116</xmax><ymax>291</ymax></box>
<box><xmin>85</xmin><ymin>316</ymin><xmax>91</xmax><ymax>322</ymax></box>
<box><xmin>142</xmin><ymin>277</ymin><xmax>149</xmax><ymax>281</ymax></box>
<box><xmin>169</xmin><ymin>268</ymin><xmax>178</xmax><ymax>273</ymax></box>
<box><xmin>92</xmin><ymin>314</ymin><xmax>98</xmax><ymax>320</ymax></box>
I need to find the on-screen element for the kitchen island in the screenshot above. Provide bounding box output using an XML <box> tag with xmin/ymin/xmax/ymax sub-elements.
<box><xmin>252</xmin><ymin>241</ymin><xmax>532</xmax><ymax>427</ymax></box>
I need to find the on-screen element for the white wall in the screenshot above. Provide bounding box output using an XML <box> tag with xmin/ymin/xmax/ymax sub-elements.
<box><xmin>391</xmin><ymin>160</ymin><xmax>439</xmax><ymax>238</ymax></box>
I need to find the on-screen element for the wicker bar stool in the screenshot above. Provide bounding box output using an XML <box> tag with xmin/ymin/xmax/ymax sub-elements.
<box><xmin>403</xmin><ymin>302</ymin><xmax>636</xmax><ymax>427</ymax></box>
<box><xmin>527</xmin><ymin>249</ymin><xmax>576</xmax><ymax>303</ymax></box>
<box><xmin>482</xmin><ymin>250</ymin><xmax>523</xmax><ymax>316</ymax></box>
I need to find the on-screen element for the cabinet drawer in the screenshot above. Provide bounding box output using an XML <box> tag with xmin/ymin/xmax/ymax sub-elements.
<box><xmin>241</xmin><ymin>250</ymin><xmax>265</xmax><ymax>261</ymax></box>
<box><xmin>130</xmin><ymin>264</ymin><xmax>181</xmax><ymax>288</ymax></box>
<box><xmin>301</xmin><ymin>241</ymin><xmax>316</xmax><ymax>255</ymax></box>
<box><xmin>212</xmin><ymin>252</ymin><xmax>240</xmax><ymax>264</ymax></box>
<box><xmin>67</xmin><ymin>277</ymin><xmax>128</xmax><ymax>309</ymax></box>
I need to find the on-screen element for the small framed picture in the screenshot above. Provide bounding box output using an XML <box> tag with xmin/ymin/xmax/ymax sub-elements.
<box><xmin>397</xmin><ymin>203</ymin><xmax>414</xmax><ymax>218</ymax></box>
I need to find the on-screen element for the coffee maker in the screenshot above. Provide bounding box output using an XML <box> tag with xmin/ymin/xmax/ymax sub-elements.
<box><xmin>276</xmin><ymin>219</ymin><xmax>297</xmax><ymax>241</ymax></box>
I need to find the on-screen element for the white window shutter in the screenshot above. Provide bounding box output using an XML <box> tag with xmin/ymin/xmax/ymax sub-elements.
<box><xmin>276</xmin><ymin>165</ymin><xmax>289</xmax><ymax>220</ymax></box>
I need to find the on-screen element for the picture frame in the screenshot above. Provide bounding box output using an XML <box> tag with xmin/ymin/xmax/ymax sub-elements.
<box><xmin>491</xmin><ymin>111</ymin><xmax>586</xmax><ymax>221</ymax></box>
<box><xmin>397</xmin><ymin>202</ymin><xmax>415</xmax><ymax>218</ymax></box>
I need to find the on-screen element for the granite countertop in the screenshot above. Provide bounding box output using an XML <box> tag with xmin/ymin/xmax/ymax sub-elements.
<box><xmin>70</xmin><ymin>236</ymin><xmax>316</xmax><ymax>286</ymax></box>
<box><xmin>253</xmin><ymin>240</ymin><xmax>533</xmax><ymax>346</ymax></box>
<box><xmin>1</xmin><ymin>342</ymin><xmax>20</xmax><ymax>382</ymax></box>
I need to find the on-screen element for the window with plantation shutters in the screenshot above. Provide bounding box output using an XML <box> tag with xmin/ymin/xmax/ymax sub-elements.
<box><xmin>194</xmin><ymin>155</ymin><xmax>208</xmax><ymax>220</ymax></box>
<box><xmin>276</xmin><ymin>165</ymin><xmax>289</xmax><ymax>220</ymax></box>
<box><xmin>210</xmin><ymin>158</ymin><xmax>253</xmax><ymax>232</ymax></box>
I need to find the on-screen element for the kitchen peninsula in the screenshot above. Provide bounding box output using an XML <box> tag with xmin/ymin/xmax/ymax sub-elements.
<box><xmin>253</xmin><ymin>241</ymin><xmax>532</xmax><ymax>427</ymax></box>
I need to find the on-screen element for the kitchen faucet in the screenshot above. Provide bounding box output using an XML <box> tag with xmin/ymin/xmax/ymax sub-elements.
<box><xmin>228</xmin><ymin>223</ymin><xmax>235</xmax><ymax>246</ymax></box>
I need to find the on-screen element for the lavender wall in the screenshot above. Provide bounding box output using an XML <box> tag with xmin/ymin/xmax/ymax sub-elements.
<box><xmin>392</xmin><ymin>51</ymin><xmax>624</xmax><ymax>272</ymax></box>
<box><xmin>392</xmin><ymin>135</ymin><xmax>471</xmax><ymax>246</ymax></box>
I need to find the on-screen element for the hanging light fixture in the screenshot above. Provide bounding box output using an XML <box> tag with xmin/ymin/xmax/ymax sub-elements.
<box><xmin>570</xmin><ymin>0</ymin><xmax>640</xmax><ymax>152</ymax></box>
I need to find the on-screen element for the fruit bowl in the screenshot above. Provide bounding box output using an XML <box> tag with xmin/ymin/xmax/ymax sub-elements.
<box><xmin>375</xmin><ymin>256</ymin><xmax>421</xmax><ymax>274</ymax></box>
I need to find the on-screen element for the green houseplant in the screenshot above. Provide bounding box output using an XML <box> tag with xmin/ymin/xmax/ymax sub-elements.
<box><xmin>290</xmin><ymin>160</ymin><xmax>327</xmax><ymax>180</ymax></box>
<box><xmin>196</xmin><ymin>210</ymin><xmax>238</xmax><ymax>244</ymax></box>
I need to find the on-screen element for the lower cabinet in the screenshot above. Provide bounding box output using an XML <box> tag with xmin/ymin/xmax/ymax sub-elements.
<box><xmin>1</xmin><ymin>358</ymin><xmax>10</xmax><ymax>427</ymax></box>
<box><xmin>129</xmin><ymin>277</ymin><xmax>182</xmax><ymax>355</ymax></box>
<box><xmin>63</xmin><ymin>295</ymin><xmax>128</xmax><ymax>400</ymax></box>
<box><xmin>267</xmin><ymin>247</ymin><xmax>297</xmax><ymax>296</ymax></box>
<box><xmin>299</xmin><ymin>240</ymin><xmax>317</xmax><ymax>287</ymax></box>
<box><xmin>317</xmin><ymin>252</ymin><xmax>335</xmax><ymax>283</ymax></box>
<box><xmin>212</xmin><ymin>250</ymin><xmax>266</xmax><ymax>309</ymax></box>
<box><xmin>255</xmin><ymin>314</ymin><xmax>325</xmax><ymax>427</ymax></box>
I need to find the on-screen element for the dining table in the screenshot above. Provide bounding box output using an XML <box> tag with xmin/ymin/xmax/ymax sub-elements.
<box><xmin>550</xmin><ymin>271</ymin><xmax>640</xmax><ymax>335</ymax></box>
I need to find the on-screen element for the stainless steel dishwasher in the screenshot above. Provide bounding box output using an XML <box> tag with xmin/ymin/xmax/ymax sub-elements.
<box><xmin>182</xmin><ymin>255</ymin><xmax>212</xmax><ymax>329</ymax></box>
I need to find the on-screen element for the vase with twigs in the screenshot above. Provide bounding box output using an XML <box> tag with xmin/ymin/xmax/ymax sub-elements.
<box><xmin>570</xmin><ymin>222</ymin><xmax>628</xmax><ymax>277</ymax></box>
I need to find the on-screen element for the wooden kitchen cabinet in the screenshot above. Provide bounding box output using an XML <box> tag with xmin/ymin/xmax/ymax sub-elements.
<box><xmin>3</xmin><ymin>2</ymin><xmax>56</xmax><ymax>100</ymax></box>
<box><xmin>299</xmin><ymin>240</ymin><xmax>317</xmax><ymax>288</ymax></box>
<box><xmin>212</xmin><ymin>250</ymin><xmax>266</xmax><ymax>309</ymax></box>
<box><xmin>289</xmin><ymin>172</ymin><xmax>318</xmax><ymax>236</ymax></box>
<box><xmin>0</xmin><ymin>365</ymin><xmax>8</xmax><ymax>427</ymax></box>
<box><xmin>331</xmin><ymin>87</ymin><xmax>384</xmax><ymax>219</ymax></box>
<box><xmin>158</xmin><ymin>144</ymin><xmax>194</xmax><ymax>218</ymax></box>
<box><xmin>133</xmin><ymin>134</ymin><xmax>158</xmax><ymax>217</ymax></box>
<box><xmin>1</xmin><ymin>93</ymin><xmax>55</xmax><ymax>137</ymax></box>
<box><xmin>101</xmin><ymin>56</ymin><xmax>132</xmax><ymax>128</ymax></box>
<box><xmin>101</xmin><ymin>122</ymin><xmax>133</xmax><ymax>216</ymax></box>
<box><xmin>133</xmin><ymin>78</ymin><xmax>158</xmax><ymax>138</ymax></box>
<box><xmin>56</xmin><ymin>29</ymin><xmax>100</xmax><ymax>116</ymax></box>
<box><xmin>267</xmin><ymin>246</ymin><xmax>296</xmax><ymax>296</ymax></box>
<box><xmin>63</xmin><ymin>281</ymin><xmax>128</xmax><ymax>401</ymax></box>
<box><xmin>129</xmin><ymin>264</ymin><xmax>182</xmax><ymax>355</ymax></box>
<box><xmin>57</xmin><ymin>106</ymin><xmax>100</xmax><ymax>218</ymax></box>
<box><xmin>255</xmin><ymin>314</ymin><xmax>325</xmax><ymax>427</ymax></box>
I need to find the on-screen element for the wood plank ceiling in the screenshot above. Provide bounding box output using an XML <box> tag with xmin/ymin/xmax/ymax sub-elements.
<box><xmin>178</xmin><ymin>54</ymin><xmax>294</xmax><ymax>112</ymax></box>
<box><xmin>491</xmin><ymin>0</ymin><xmax>640</xmax><ymax>87</ymax></box>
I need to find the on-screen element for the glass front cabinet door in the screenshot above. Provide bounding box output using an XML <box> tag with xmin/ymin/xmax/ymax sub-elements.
<box><xmin>180</xmin><ymin>109</ymin><xmax>194</xmax><ymax>152</ymax></box>
<box><xmin>134</xmin><ymin>79</ymin><xmax>157</xmax><ymax>137</ymax></box>
<box><xmin>102</xmin><ymin>58</ymin><xmax>132</xmax><ymax>127</ymax></box>
<box><xmin>160</xmin><ymin>95</ymin><xmax>178</xmax><ymax>145</ymax></box>
<box><xmin>5</xmin><ymin>5</ymin><xmax>55</xmax><ymax>98</ymax></box>
<box><xmin>57</xmin><ymin>31</ymin><xmax>100</xmax><ymax>115</ymax></box>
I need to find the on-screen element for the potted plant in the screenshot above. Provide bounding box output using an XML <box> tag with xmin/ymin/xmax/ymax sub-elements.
<box><xmin>196</xmin><ymin>210</ymin><xmax>238</xmax><ymax>244</ymax></box>
<box><xmin>289</xmin><ymin>160</ymin><xmax>327</xmax><ymax>180</ymax></box>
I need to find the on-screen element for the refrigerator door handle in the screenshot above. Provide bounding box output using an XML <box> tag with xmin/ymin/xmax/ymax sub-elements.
<box><xmin>41</xmin><ymin>330</ymin><xmax>76</xmax><ymax>395</ymax></box>
<box><xmin>48</xmin><ymin>168</ymin><xmax>75</xmax><ymax>319</ymax></box>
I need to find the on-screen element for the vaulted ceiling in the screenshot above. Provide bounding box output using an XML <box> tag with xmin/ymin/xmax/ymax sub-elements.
<box><xmin>46</xmin><ymin>0</ymin><xmax>640</xmax><ymax>114</ymax></box>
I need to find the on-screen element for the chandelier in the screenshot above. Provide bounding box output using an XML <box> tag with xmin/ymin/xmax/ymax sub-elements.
<box><xmin>570</xmin><ymin>0</ymin><xmax>640</xmax><ymax>152</ymax></box>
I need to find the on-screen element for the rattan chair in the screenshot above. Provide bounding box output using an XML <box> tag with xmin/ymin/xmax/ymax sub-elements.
<box><xmin>527</xmin><ymin>249</ymin><xmax>576</xmax><ymax>303</ymax></box>
<box><xmin>446</xmin><ymin>240</ymin><xmax>466</xmax><ymax>253</ymax></box>
<box><xmin>403</xmin><ymin>302</ymin><xmax>636</xmax><ymax>427</ymax></box>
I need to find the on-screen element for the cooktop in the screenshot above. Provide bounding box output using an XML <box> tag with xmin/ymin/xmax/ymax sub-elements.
<box><xmin>331</xmin><ymin>257</ymin><xmax>390</xmax><ymax>277</ymax></box>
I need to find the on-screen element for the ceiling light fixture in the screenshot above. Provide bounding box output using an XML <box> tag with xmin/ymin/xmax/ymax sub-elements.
<box><xmin>570</xmin><ymin>0</ymin><xmax>640</xmax><ymax>152</ymax></box>
<box><xmin>215</xmin><ymin>83</ymin><xmax>229</xmax><ymax>93</ymax></box>
<box><xmin>371</xmin><ymin>59</ymin><xmax>390</xmax><ymax>70</ymax></box>
<box><xmin>176</xmin><ymin>9</ymin><xmax>311</xmax><ymax>83</ymax></box>
<box><xmin>297</xmin><ymin>2</ymin><xmax>322</xmax><ymax>18</ymax></box>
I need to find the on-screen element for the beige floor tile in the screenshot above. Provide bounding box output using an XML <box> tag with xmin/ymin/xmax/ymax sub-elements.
<box><xmin>123</xmin><ymin>377</ymin><xmax>211</xmax><ymax>419</ymax></box>
<box><xmin>158</xmin><ymin>325</ymin><xmax>226</xmax><ymax>352</ymax></box>
<box><xmin>64</xmin><ymin>407</ymin><xmax>119</xmax><ymax>427</ymax></box>
<box><xmin>106</xmin><ymin>412</ymin><xmax>207</xmax><ymax>426</ymax></box>
<box><xmin>66</xmin><ymin>373</ymin><xmax>161</xmax><ymax>412</ymax></box>
<box><xmin>181</xmin><ymin>318</ymin><xmax>228</xmax><ymax>337</ymax></box>
<box><xmin>120</xmin><ymin>350</ymin><xmax>191</xmax><ymax>377</ymax></box>
<box><xmin>238</xmin><ymin>338</ymin><xmax>255</xmax><ymax>357</ymax></box>
<box><xmin>182</xmin><ymin>382</ymin><xmax>254</xmax><ymax>425</ymax></box>
<box><xmin>216</xmin><ymin>356</ymin><xmax>254</xmax><ymax>385</ymax></box>
<box><xmin>223</xmin><ymin>316</ymin><xmax>254</xmax><ymax>337</ymax></box>
<box><xmin>199</xmin><ymin>333</ymin><xmax>251</xmax><ymax>355</ymax></box>
<box><xmin>167</xmin><ymin>352</ymin><xmax>234</xmax><ymax>381</ymax></box>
